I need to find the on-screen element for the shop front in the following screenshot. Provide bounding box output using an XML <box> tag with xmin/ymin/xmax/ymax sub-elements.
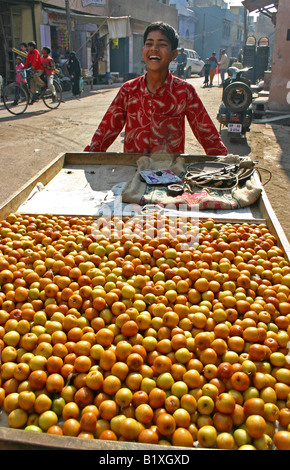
<box><xmin>41</xmin><ymin>6</ymin><xmax>107</xmax><ymax>70</ymax></box>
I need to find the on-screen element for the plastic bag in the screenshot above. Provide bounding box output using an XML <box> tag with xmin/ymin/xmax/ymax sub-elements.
<box><xmin>79</xmin><ymin>77</ymin><xmax>83</xmax><ymax>92</ymax></box>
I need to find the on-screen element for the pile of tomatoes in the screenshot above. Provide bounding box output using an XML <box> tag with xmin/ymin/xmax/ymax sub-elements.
<box><xmin>0</xmin><ymin>212</ymin><xmax>289</xmax><ymax>450</ymax></box>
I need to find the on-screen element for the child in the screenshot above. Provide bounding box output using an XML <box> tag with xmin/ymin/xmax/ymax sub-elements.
<box><xmin>209</xmin><ymin>52</ymin><xmax>218</xmax><ymax>87</ymax></box>
<box><xmin>14</xmin><ymin>56</ymin><xmax>29</xmax><ymax>105</ymax></box>
<box><xmin>19</xmin><ymin>42</ymin><xmax>28</xmax><ymax>64</ymax></box>
<box><xmin>203</xmin><ymin>59</ymin><xmax>210</xmax><ymax>87</ymax></box>
<box><xmin>41</xmin><ymin>46</ymin><xmax>57</xmax><ymax>102</ymax></box>
<box><xmin>85</xmin><ymin>22</ymin><xmax>227</xmax><ymax>156</ymax></box>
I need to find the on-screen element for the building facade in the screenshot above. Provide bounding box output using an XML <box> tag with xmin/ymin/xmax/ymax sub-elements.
<box><xmin>228</xmin><ymin>6</ymin><xmax>245</xmax><ymax>59</ymax></box>
<box><xmin>267</xmin><ymin>0</ymin><xmax>290</xmax><ymax>111</ymax></box>
<box><xmin>0</xmin><ymin>0</ymin><xmax>178</xmax><ymax>83</ymax></box>
<box><xmin>189</xmin><ymin>4</ymin><xmax>235</xmax><ymax>62</ymax></box>
<box><xmin>108</xmin><ymin>0</ymin><xmax>178</xmax><ymax>77</ymax></box>
<box><xmin>169</xmin><ymin>0</ymin><xmax>197</xmax><ymax>50</ymax></box>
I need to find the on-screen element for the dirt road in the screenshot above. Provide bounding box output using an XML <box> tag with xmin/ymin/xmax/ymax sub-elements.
<box><xmin>0</xmin><ymin>75</ymin><xmax>289</xmax><ymax>240</ymax></box>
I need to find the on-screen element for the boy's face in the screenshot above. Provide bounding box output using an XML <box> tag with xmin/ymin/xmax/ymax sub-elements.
<box><xmin>41</xmin><ymin>49</ymin><xmax>47</xmax><ymax>56</ymax></box>
<box><xmin>142</xmin><ymin>30</ymin><xmax>178</xmax><ymax>73</ymax></box>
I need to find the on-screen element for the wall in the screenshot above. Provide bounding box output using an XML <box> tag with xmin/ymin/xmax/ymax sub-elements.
<box><xmin>170</xmin><ymin>0</ymin><xmax>196</xmax><ymax>49</ymax></box>
<box><xmin>21</xmin><ymin>5</ymin><xmax>34</xmax><ymax>45</ymax></box>
<box><xmin>108</xmin><ymin>0</ymin><xmax>178</xmax><ymax>76</ymax></box>
<box><xmin>109</xmin><ymin>0</ymin><xmax>178</xmax><ymax>30</ymax></box>
<box><xmin>268</xmin><ymin>0</ymin><xmax>290</xmax><ymax>111</ymax></box>
<box><xmin>34</xmin><ymin>3</ymin><xmax>43</xmax><ymax>49</ymax></box>
<box><xmin>191</xmin><ymin>6</ymin><xmax>234</xmax><ymax>61</ymax></box>
<box><xmin>229</xmin><ymin>6</ymin><xmax>244</xmax><ymax>58</ymax></box>
<box><xmin>20</xmin><ymin>2</ymin><xmax>42</xmax><ymax>49</ymax></box>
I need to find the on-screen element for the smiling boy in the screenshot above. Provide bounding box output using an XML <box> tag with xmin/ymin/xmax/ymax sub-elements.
<box><xmin>85</xmin><ymin>22</ymin><xmax>227</xmax><ymax>156</ymax></box>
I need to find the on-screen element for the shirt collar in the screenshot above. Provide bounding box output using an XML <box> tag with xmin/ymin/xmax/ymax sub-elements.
<box><xmin>142</xmin><ymin>71</ymin><xmax>173</xmax><ymax>96</ymax></box>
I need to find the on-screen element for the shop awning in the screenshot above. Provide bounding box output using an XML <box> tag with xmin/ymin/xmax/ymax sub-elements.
<box><xmin>242</xmin><ymin>0</ymin><xmax>279</xmax><ymax>13</ymax></box>
<box><xmin>43</xmin><ymin>6</ymin><xmax>131</xmax><ymax>37</ymax></box>
<box><xmin>44</xmin><ymin>6</ymin><xmax>107</xmax><ymax>24</ymax></box>
<box><xmin>242</xmin><ymin>0</ymin><xmax>278</xmax><ymax>22</ymax></box>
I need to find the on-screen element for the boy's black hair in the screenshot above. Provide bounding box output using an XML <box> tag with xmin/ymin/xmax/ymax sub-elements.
<box><xmin>143</xmin><ymin>22</ymin><xmax>179</xmax><ymax>50</ymax></box>
<box><xmin>43</xmin><ymin>46</ymin><xmax>51</xmax><ymax>54</ymax></box>
<box><xmin>28</xmin><ymin>41</ymin><xmax>36</xmax><ymax>48</ymax></box>
<box><xmin>20</xmin><ymin>42</ymin><xmax>27</xmax><ymax>48</ymax></box>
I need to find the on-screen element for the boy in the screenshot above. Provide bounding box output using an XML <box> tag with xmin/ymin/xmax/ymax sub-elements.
<box><xmin>41</xmin><ymin>46</ymin><xmax>57</xmax><ymax>102</ymax></box>
<box><xmin>23</xmin><ymin>41</ymin><xmax>44</xmax><ymax>103</ymax></box>
<box><xmin>203</xmin><ymin>58</ymin><xmax>210</xmax><ymax>88</ymax></box>
<box><xmin>85</xmin><ymin>22</ymin><xmax>227</xmax><ymax>156</ymax></box>
<box><xmin>19</xmin><ymin>42</ymin><xmax>28</xmax><ymax>64</ymax></box>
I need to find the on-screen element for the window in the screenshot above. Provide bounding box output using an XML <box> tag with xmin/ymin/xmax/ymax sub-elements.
<box><xmin>222</xmin><ymin>22</ymin><xmax>231</xmax><ymax>40</ymax></box>
<box><xmin>237</xmin><ymin>28</ymin><xmax>243</xmax><ymax>41</ymax></box>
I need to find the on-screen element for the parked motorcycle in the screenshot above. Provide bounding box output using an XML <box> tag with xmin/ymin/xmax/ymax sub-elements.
<box><xmin>55</xmin><ymin>66</ymin><xmax>72</xmax><ymax>92</ymax></box>
<box><xmin>217</xmin><ymin>66</ymin><xmax>253</xmax><ymax>143</ymax></box>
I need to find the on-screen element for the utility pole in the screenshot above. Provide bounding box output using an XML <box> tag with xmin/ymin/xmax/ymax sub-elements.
<box><xmin>243</xmin><ymin>6</ymin><xmax>248</xmax><ymax>45</ymax></box>
<box><xmin>65</xmin><ymin>0</ymin><xmax>72</xmax><ymax>51</ymax></box>
<box><xmin>201</xmin><ymin>13</ymin><xmax>205</xmax><ymax>59</ymax></box>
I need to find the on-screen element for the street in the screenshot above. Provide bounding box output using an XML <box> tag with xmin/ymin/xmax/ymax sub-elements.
<box><xmin>0</xmin><ymin>74</ymin><xmax>289</xmax><ymax>240</ymax></box>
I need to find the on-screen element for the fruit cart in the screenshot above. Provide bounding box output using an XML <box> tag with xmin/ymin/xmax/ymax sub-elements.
<box><xmin>0</xmin><ymin>152</ymin><xmax>289</xmax><ymax>451</ymax></box>
<box><xmin>1</xmin><ymin>152</ymin><xmax>289</xmax><ymax>260</ymax></box>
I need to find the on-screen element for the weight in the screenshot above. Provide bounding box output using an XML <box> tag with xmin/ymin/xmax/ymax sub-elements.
<box><xmin>168</xmin><ymin>184</ymin><xmax>184</xmax><ymax>196</ymax></box>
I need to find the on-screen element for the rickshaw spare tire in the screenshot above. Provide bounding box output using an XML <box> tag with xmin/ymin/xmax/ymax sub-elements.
<box><xmin>222</xmin><ymin>81</ymin><xmax>252</xmax><ymax>113</ymax></box>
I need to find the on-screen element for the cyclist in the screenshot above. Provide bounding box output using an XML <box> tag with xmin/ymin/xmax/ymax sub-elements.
<box><xmin>23</xmin><ymin>41</ymin><xmax>44</xmax><ymax>104</ymax></box>
<box><xmin>41</xmin><ymin>46</ymin><xmax>57</xmax><ymax>102</ymax></box>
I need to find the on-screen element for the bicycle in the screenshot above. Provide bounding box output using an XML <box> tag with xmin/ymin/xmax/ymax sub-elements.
<box><xmin>3</xmin><ymin>75</ymin><xmax>62</xmax><ymax>115</ymax></box>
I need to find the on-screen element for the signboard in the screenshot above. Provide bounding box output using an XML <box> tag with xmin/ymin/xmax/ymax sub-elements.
<box><xmin>81</xmin><ymin>0</ymin><xmax>107</xmax><ymax>6</ymax></box>
<box><xmin>47</xmin><ymin>11</ymin><xmax>73</xmax><ymax>27</ymax></box>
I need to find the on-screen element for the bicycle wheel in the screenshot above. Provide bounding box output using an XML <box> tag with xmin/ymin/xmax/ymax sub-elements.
<box><xmin>42</xmin><ymin>80</ymin><xmax>62</xmax><ymax>109</ymax></box>
<box><xmin>3</xmin><ymin>82</ymin><xmax>29</xmax><ymax>115</ymax></box>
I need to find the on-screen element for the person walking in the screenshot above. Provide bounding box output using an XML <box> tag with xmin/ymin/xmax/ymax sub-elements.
<box><xmin>219</xmin><ymin>49</ymin><xmax>229</xmax><ymax>86</ymax></box>
<box><xmin>203</xmin><ymin>58</ymin><xmax>210</xmax><ymax>87</ymax></box>
<box><xmin>176</xmin><ymin>48</ymin><xmax>187</xmax><ymax>79</ymax></box>
<box><xmin>208</xmin><ymin>52</ymin><xmax>218</xmax><ymax>87</ymax></box>
<box><xmin>67</xmin><ymin>51</ymin><xmax>82</xmax><ymax>97</ymax></box>
<box><xmin>238</xmin><ymin>48</ymin><xmax>244</xmax><ymax>65</ymax></box>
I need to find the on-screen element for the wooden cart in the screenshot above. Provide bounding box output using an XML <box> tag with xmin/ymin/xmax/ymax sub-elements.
<box><xmin>1</xmin><ymin>152</ymin><xmax>289</xmax><ymax>260</ymax></box>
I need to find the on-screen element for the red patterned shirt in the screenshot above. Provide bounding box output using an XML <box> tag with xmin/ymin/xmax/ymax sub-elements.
<box><xmin>84</xmin><ymin>72</ymin><xmax>228</xmax><ymax>156</ymax></box>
